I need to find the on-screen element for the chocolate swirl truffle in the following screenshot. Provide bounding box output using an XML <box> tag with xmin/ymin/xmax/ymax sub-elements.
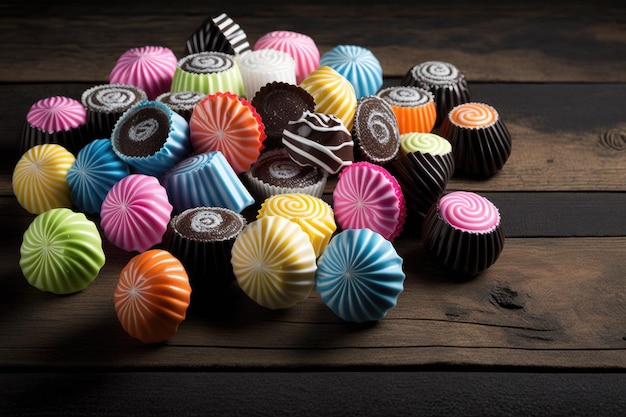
<box><xmin>163</xmin><ymin>206</ymin><xmax>246</xmax><ymax>300</ymax></box>
<box><xmin>376</xmin><ymin>86</ymin><xmax>436</xmax><ymax>134</ymax></box>
<box><xmin>422</xmin><ymin>191</ymin><xmax>504</xmax><ymax>277</ymax></box>
<box><xmin>351</xmin><ymin>95</ymin><xmax>400</xmax><ymax>165</ymax></box>
<box><xmin>184</xmin><ymin>12</ymin><xmax>251</xmax><ymax>56</ymax></box>
<box><xmin>155</xmin><ymin>91</ymin><xmax>206</xmax><ymax>121</ymax></box>
<box><xmin>282</xmin><ymin>111</ymin><xmax>354</xmax><ymax>175</ymax></box>
<box><xmin>438</xmin><ymin>102</ymin><xmax>512</xmax><ymax>177</ymax></box>
<box><xmin>402</xmin><ymin>61</ymin><xmax>471</xmax><ymax>127</ymax></box>
<box><xmin>81</xmin><ymin>84</ymin><xmax>147</xmax><ymax>140</ymax></box>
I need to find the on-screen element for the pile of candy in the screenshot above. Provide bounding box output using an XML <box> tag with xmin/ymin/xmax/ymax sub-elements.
<box><xmin>12</xmin><ymin>13</ymin><xmax>511</xmax><ymax>344</ymax></box>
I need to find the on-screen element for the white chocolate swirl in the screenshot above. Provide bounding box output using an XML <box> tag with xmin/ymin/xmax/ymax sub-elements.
<box><xmin>82</xmin><ymin>84</ymin><xmax>144</xmax><ymax>112</ymax></box>
<box><xmin>412</xmin><ymin>61</ymin><xmax>460</xmax><ymax>86</ymax></box>
<box><xmin>178</xmin><ymin>52</ymin><xmax>233</xmax><ymax>74</ymax></box>
<box><xmin>377</xmin><ymin>86</ymin><xmax>433</xmax><ymax>108</ymax></box>
<box><xmin>439</xmin><ymin>191</ymin><xmax>500</xmax><ymax>233</ymax></box>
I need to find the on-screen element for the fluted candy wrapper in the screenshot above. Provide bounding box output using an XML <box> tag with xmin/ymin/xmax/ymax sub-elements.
<box><xmin>170</xmin><ymin>51</ymin><xmax>246</xmax><ymax>97</ymax></box>
<box><xmin>243</xmin><ymin>148</ymin><xmax>328</xmax><ymax>202</ymax></box>
<box><xmin>12</xmin><ymin>144</ymin><xmax>75</xmax><ymax>215</ymax></box>
<box><xmin>231</xmin><ymin>216</ymin><xmax>317</xmax><ymax>310</ymax></box>
<box><xmin>438</xmin><ymin>102</ymin><xmax>512</xmax><ymax>177</ymax></box>
<box><xmin>20</xmin><ymin>96</ymin><xmax>87</xmax><ymax>154</ymax></box>
<box><xmin>161</xmin><ymin>150</ymin><xmax>254</xmax><ymax>214</ymax></box>
<box><xmin>109</xmin><ymin>46</ymin><xmax>177</xmax><ymax>100</ymax></box>
<box><xmin>81</xmin><ymin>83</ymin><xmax>148</xmax><ymax>140</ymax></box>
<box><xmin>162</xmin><ymin>206</ymin><xmax>246</xmax><ymax>299</ymax></box>
<box><xmin>390</xmin><ymin>133</ymin><xmax>454</xmax><ymax>228</ymax></box>
<box><xmin>114</xmin><ymin>249</ymin><xmax>191</xmax><ymax>344</ymax></box>
<box><xmin>402</xmin><ymin>60</ymin><xmax>471</xmax><ymax>127</ymax></box>
<box><xmin>422</xmin><ymin>191</ymin><xmax>505</xmax><ymax>277</ymax></box>
<box><xmin>111</xmin><ymin>100</ymin><xmax>191</xmax><ymax>177</ymax></box>
<box><xmin>66</xmin><ymin>138</ymin><xmax>131</xmax><ymax>214</ymax></box>
<box><xmin>20</xmin><ymin>208</ymin><xmax>105</xmax><ymax>295</ymax></box>
<box><xmin>320</xmin><ymin>45</ymin><xmax>383</xmax><ymax>99</ymax></box>
<box><xmin>184</xmin><ymin>12</ymin><xmax>251</xmax><ymax>56</ymax></box>
<box><xmin>333</xmin><ymin>161</ymin><xmax>406</xmax><ymax>241</ymax></box>
<box><xmin>316</xmin><ymin>228</ymin><xmax>405</xmax><ymax>323</ymax></box>
<box><xmin>100</xmin><ymin>174</ymin><xmax>173</xmax><ymax>252</ymax></box>
<box><xmin>376</xmin><ymin>86</ymin><xmax>436</xmax><ymax>134</ymax></box>
<box><xmin>257</xmin><ymin>193</ymin><xmax>336</xmax><ymax>258</ymax></box>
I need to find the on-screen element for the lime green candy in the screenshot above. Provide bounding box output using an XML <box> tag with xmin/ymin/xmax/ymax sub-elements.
<box><xmin>20</xmin><ymin>207</ymin><xmax>105</xmax><ymax>294</ymax></box>
<box><xmin>400</xmin><ymin>132</ymin><xmax>452</xmax><ymax>157</ymax></box>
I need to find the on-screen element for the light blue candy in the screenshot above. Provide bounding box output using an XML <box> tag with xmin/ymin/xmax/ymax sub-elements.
<box><xmin>320</xmin><ymin>45</ymin><xmax>383</xmax><ymax>99</ymax></box>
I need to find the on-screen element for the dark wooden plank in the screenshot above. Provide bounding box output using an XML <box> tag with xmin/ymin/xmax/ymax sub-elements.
<box><xmin>1</xmin><ymin>1</ymin><xmax>625</xmax><ymax>82</ymax></box>
<box><xmin>2</xmin><ymin>372</ymin><xmax>626</xmax><ymax>417</ymax></box>
<box><xmin>2</xmin><ymin>82</ymin><xmax>626</xmax><ymax>193</ymax></box>
<box><xmin>2</xmin><ymin>225</ymin><xmax>625</xmax><ymax>369</ymax></box>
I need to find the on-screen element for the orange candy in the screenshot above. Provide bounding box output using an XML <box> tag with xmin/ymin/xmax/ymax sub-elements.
<box><xmin>114</xmin><ymin>249</ymin><xmax>191</xmax><ymax>344</ymax></box>
<box><xmin>190</xmin><ymin>92</ymin><xmax>266</xmax><ymax>174</ymax></box>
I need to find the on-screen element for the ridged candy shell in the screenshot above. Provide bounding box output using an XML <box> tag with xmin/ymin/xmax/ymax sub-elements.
<box><xmin>299</xmin><ymin>66</ymin><xmax>357</xmax><ymax>130</ymax></box>
<box><xmin>12</xmin><ymin>144</ymin><xmax>75</xmax><ymax>215</ymax></box>
<box><xmin>231</xmin><ymin>216</ymin><xmax>317</xmax><ymax>310</ymax></box>
<box><xmin>190</xmin><ymin>92</ymin><xmax>266</xmax><ymax>174</ymax></box>
<box><xmin>100</xmin><ymin>174</ymin><xmax>173</xmax><ymax>252</ymax></box>
<box><xmin>66</xmin><ymin>138</ymin><xmax>130</xmax><ymax>214</ymax></box>
<box><xmin>20</xmin><ymin>208</ymin><xmax>105</xmax><ymax>294</ymax></box>
<box><xmin>254</xmin><ymin>30</ymin><xmax>320</xmax><ymax>84</ymax></box>
<box><xmin>114</xmin><ymin>249</ymin><xmax>191</xmax><ymax>344</ymax></box>
<box><xmin>316</xmin><ymin>228</ymin><xmax>405</xmax><ymax>323</ymax></box>
<box><xmin>320</xmin><ymin>45</ymin><xmax>383</xmax><ymax>99</ymax></box>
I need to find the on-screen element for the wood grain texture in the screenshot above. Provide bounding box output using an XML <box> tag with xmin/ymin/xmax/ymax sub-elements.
<box><xmin>1</xmin><ymin>1</ymin><xmax>625</xmax><ymax>82</ymax></box>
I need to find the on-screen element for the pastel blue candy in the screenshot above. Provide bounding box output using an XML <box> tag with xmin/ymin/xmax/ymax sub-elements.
<box><xmin>315</xmin><ymin>228</ymin><xmax>405</xmax><ymax>322</ymax></box>
<box><xmin>320</xmin><ymin>45</ymin><xmax>383</xmax><ymax>99</ymax></box>
<box><xmin>66</xmin><ymin>138</ymin><xmax>130</xmax><ymax>214</ymax></box>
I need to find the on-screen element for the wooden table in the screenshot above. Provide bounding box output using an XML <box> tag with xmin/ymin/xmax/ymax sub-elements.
<box><xmin>1</xmin><ymin>1</ymin><xmax>625</xmax><ymax>415</ymax></box>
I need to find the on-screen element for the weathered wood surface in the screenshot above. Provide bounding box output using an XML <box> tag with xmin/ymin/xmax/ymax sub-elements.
<box><xmin>0</xmin><ymin>0</ymin><xmax>625</xmax><ymax>376</ymax></box>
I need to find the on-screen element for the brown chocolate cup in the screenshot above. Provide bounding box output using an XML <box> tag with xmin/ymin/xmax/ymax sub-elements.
<box><xmin>422</xmin><ymin>200</ymin><xmax>505</xmax><ymax>278</ymax></box>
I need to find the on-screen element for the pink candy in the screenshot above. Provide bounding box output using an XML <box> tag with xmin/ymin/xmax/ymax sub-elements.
<box><xmin>109</xmin><ymin>46</ymin><xmax>177</xmax><ymax>100</ymax></box>
<box><xmin>100</xmin><ymin>174</ymin><xmax>173</xmax><ymax>253</ymax></box>
<box><xmin>333</xmin><ymin>162</ymin><xmax>407</xmax><ymax>241</ymax></box>
<box><xmin>26</xmin><ymin>96</ymin><xmax>86</xmax><ymax>133</ymax></box>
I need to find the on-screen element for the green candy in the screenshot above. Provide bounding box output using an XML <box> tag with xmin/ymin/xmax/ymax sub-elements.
<box><xmin>400</xmin><ymin>132</ymin><xmax>452</xmax><ymax>157</ymax></box>
<box><xmin>20</xmin><ymin>208</ymin><xmax>105</xmax><ymax>294</ymax></box>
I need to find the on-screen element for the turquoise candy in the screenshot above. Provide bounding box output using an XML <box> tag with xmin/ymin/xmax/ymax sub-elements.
<box><xmin>66</xmin><ymin>138</ymin><xmax>130</xmax><ymax>214</ymax></box>
<box><xmin>315</xmin><ymin>228</ymin><xmax>405</xmax><ymax>323</ymax></box>
<box><xmin>320</xmin><ymin>45</ymin><xmax>383</xmax><ymax>99</ymax></box>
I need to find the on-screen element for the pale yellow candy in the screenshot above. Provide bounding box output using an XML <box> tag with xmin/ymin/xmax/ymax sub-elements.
<box><xmin>299</xmin><ymin>65</ymin><xmax>357</xmax><ymax>130</ymax></box>
<box><xmin>231</xmin><ymin>216</ymin><xmax>317</xmax><ymax>310</ymax></box>
<box><xmin>12</xmin><ymin>144</ymin><xmax>75</xmax><ymax>214</ymax></box>
<box><xmin>257</xmin><ymin>193</ymin><xmax>336</xmax><ymax>258</ymax></box>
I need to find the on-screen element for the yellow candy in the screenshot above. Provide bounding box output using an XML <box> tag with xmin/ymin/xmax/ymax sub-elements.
<box><xmin>300</xmin><ymin>65</ymin><xmax>357</xmax><ymax>130</ymax></box>
<box><xmin>231</xmin><ymin>216</ymin><xmax>317</xmax><ymax>310</ymax></box>
<box><xmin>257</xmin><ymin>193</ymin><xmax>336</xmax><ymax>258</ymax></box>
<box><xmin>12</xmin><ymin>144</ymin><xmax>75</xmax><ymax>214</ymax></box>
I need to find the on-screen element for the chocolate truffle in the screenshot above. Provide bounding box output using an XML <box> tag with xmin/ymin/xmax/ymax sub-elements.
<box><xmin>402</xmin><ymin>61</ymin><xmax>471</xmax><ymax>127</ymax></box>
<box><xmin>422</xmin><ymin>191</ymin><xmax>505</xmax><ymax>277</ymax></box>
<box><xmin>282</xmin><ymin>110</ymin><xmax>354</xmax><ymax>175</ymax></box>
<box><xmin>438</xmin><ymin>102</ymin><xmax>512</xmax><ymax>177</ymax></box>
<box><xmin>376</xmin><ymin>86</ymin><xmax>436</xmax><ymax>134</ymax></box>
<box><xmin>170</xmin><ymin>51</ymin><xmax>246</xmax><ymax>97</ymax></box>
<box><xmin>155</xmin><ymin>91</ymin><xmax>206</xmax><ymax>121</ymax></box>
<box><xmin>351</xmin><ymin>95</ymin><xmax>400</xmax><ymax>165</ymax></box>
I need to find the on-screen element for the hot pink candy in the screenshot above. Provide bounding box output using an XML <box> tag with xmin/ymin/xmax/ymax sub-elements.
<box><xmin>26</xmin><ymin>96</ymin><xmax>86</xmax><ymax>133</ymax></box>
